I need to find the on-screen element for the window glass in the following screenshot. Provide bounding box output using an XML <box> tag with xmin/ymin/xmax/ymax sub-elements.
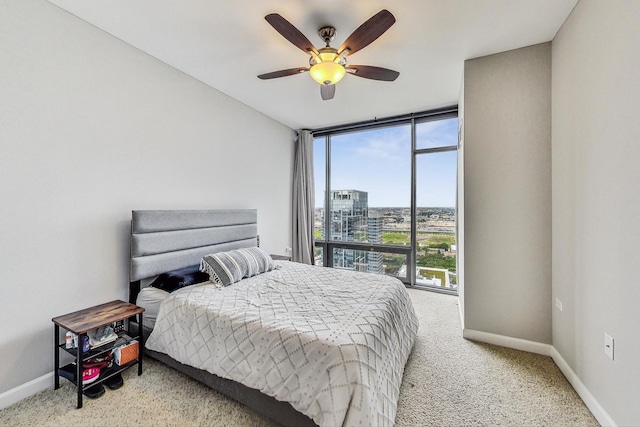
<box><xmin>329</xmin><ymin>125</ymin><xmax>411</xmax><ymax>256</ymax></box>
<box><xmin>416</xmin><ymin>117</ymin><xmax>458</xmax><ymax>150</ymax></box>
<box><xmin>415</xmin><ymin>150</ymin><xmax>457</xmax><ymax>291</ymax></box>
<box><xmin>313</xmin><ymin>111</ymin><xmax>458</xmax><ymax>292</ymax></box>
<box><xmin>314</xmin><ymin>246</ymin><xmax>324</xmax><ymax>266</ymax></box>
<box><xmin>332</xmin><ymin>248</ymin><xmax>407</xmax><ymax>279</ymax></box>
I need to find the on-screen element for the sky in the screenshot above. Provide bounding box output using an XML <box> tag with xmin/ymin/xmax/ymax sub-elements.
<box><xmin>314</xmin><ymin>118</ymin><xmax>458</xmax><ymax>208</ymax></box>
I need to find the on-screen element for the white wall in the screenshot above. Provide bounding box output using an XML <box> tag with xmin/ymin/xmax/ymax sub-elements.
<box><xmin>0</xmin><ymin>0</ymin><xmax>294</xmax><ymax>394</ymax></box>
<box><xmin>552</xmin><ymin>0</ymin><xmax>640</xmax><ymax>424</ymax></box>
<box><xmin>462</xmin><ymin>43</ymin><xmax>552</xmax><ymax>343</ymax></box>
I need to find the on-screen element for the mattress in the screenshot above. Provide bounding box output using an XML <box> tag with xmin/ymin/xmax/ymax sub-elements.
<box><xmin>146</xmin><ymin>261</ymin><xmax>418</xmax><ymax>427</ymax></box>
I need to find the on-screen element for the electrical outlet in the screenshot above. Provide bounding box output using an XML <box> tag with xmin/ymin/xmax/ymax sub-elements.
<box><xmin>604</xmin><ymin>333</ymin><xmax>614</xmax><ymax>360</ymax></box>
<box><xmin>555</xmin><ymin>298</ymin><xmax>563</xmax><ymax>311</ymax></box>
<box><xmin>285</xmin><ymin>247</ymin><xmax>292</xmax><ymax>255</ymax></box>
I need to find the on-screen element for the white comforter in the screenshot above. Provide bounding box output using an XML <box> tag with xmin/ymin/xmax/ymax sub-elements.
<box><xmin>146</xmin><ymin>262</ymin><xmax>418</xmax><ymax>427</ymax></box>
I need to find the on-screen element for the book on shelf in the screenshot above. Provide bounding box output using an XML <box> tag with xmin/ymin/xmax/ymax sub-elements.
<box><xmin>88</xmin><ymin>328</ymin><xmax>118</xmax><ymax>349</ymax></box>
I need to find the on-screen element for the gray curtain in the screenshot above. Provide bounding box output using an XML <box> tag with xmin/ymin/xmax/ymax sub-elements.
<box><xmin>292</xmin><ymin>130</ymin><xmax>315</xmax><ymax>264</ymax></box>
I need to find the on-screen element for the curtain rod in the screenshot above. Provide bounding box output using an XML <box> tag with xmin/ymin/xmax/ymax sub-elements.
<box><xmin>310</xmin><ymin>105</ymin><xmax>458</xmax><ymax>136</ymax></box>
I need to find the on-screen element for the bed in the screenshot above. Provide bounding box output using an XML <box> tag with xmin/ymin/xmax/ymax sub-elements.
<box><xmin>130</xmin><ymin>209</ymin><xmax>418</xmax><ymax>427</ymax></box>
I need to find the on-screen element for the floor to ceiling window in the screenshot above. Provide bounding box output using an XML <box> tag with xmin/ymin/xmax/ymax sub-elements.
<box><xmin>313</xmin><ymin>107</ymin><xmax>459</xmax><ymax>293</ymax></box>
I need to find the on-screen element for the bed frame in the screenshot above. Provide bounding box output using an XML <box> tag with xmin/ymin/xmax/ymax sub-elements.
<box><xmin>129</xmin><ymin>209</ymin><xmax>316</xmax><ymax>427</ymax></box>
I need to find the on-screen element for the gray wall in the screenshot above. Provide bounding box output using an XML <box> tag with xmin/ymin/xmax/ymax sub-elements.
<box><xmin>552</xmin><ymin>0</ymin><xmax>640</xmax><ymax>424</ymax></box>
<box><xmin>462</xmin><ymin>43</ymin><xmax>552</xmax><ymax>343</ymax></box>
<box><xmin>0</xmin><ymin>0</ymin><xmax>294</xmax><ymax>394</ymax></box>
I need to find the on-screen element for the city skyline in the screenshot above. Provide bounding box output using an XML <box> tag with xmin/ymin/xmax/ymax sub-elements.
<box><xmin>313</xmin><ymin>189</ymin><xmax>456</xmax><ymax>289</ymax></box>
<box><xmin>314</xmin><ymin>205</ymin><xmax>456</xmax><ymax>210</ymax></box>
<box><xmin>314</xmin><ymin>117</ymin><xmax>458</xmax><ymax>208</ymax></box>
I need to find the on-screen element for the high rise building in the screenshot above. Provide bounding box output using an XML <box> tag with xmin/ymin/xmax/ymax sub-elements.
<box><xmin>367</xmin><ymin>211</ymin><xmax>384</xmax><ymax>274</ymax></box>
<box><xmin>328</xmin><ymin>189</ymin><xmax>384</xmax><ymax>274</ymax></box>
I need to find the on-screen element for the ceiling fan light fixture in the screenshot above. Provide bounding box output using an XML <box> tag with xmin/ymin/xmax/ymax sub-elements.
<box><xmin>310</xmin><ymin>61</ymin><xmax>345</xmax><ymax>85</ymax></box>
<box><xmin>309</xmin><ymin>49</ymin><xmax>345</xmax><ymax>85</ymax></box>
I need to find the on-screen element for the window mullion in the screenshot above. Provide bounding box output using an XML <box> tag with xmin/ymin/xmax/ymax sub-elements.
<box><xmin>324</xmin><ymin>134</ymin><xmax>331</xmax><ymax>267</ymax></box>
<box><xmin>410</xmin><ymin>118</ymin><xmax>417</xmax><ymax>286</ymax></box>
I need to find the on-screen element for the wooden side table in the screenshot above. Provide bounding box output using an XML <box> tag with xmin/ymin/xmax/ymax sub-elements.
<box><xmin>52</xmin><ymin>300</ymin><xmax>144</xmax><ymax>408</ymax></box>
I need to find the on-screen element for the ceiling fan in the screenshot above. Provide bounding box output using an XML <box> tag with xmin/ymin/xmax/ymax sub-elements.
<box><xmin>258</xmin><ymin>9</ymin><xmax>399</xmax><ymax>101</ymax></box>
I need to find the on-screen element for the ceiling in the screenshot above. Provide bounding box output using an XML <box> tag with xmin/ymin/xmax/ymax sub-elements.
<box><xmin>47</xmin><ymin>0</ymin><xmax>578</xmax><ymax>130</ymax></box>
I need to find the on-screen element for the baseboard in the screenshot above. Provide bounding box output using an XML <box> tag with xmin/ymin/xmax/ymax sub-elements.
<box><xmin>551</xmin><ymin>347</ymin><xmax>617</xmax><ymax>427</ymax></box>
<box><xmin>0</xmin><ymin>372</ymin><xmax>52</xmax><ymax>410</ymax></box>
<box><xmin>462</xmin><ymin>328</ymin><xmax>553</xmax><ymax>356</ymax></box>
<box><xmin>463</xmin><ymin>328</ymin><xmax>617</xmax><ymax>426</ymax></box>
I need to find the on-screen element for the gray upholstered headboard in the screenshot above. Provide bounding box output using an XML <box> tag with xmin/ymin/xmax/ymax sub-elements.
<box><xmin>129</xmin><ymin>209</ymin><xmax>257</xmax><ymax>302</ymax></box>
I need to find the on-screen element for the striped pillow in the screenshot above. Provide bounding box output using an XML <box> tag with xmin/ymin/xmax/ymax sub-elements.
<box><xmin>200</xmin><ymin>247</ymin><xmax>275</xmax><ymax>286</ymax></box>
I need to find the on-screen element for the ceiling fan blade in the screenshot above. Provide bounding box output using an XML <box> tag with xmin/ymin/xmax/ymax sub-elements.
<box><xmin>265</xmin><ymin>14</ymin><xmax>319</xmax><ymax>56</ymax></box>
<box><xmin>258</xmin><ymin>67</ymin><xmax>309</xmax><ymax>80</ymax></box>
<box><xmin>338</xmin><ymin>10</ymin><xmax>396</xmax><ymax>56</ymax></box>
<box><xmin>320</xmin><ymin>84</ymin><xmax>335</xmax><ymax>100</ymax></box>
<box><xmin>346</xmin><ymin>65</ymin><xmax>399</xmax><ymax>81</ymax></box>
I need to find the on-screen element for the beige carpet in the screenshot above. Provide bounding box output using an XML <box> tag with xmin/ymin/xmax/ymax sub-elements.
<box><xmin>1</xmin><ymin>289</ymin><xmax>598</xmax><ymax>426</ymax></box>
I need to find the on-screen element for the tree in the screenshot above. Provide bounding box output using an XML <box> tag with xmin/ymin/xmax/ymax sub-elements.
<box><xmin>417</xmin><ymin>251</ymin><xmax>456</xmax><ymax>272</ymax></box>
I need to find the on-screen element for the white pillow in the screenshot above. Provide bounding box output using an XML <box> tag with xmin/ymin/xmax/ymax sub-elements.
<box><xmin>136</xmin><ymin>287</ymin><xmax>170</xmax><ymax>330</ymax></box>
